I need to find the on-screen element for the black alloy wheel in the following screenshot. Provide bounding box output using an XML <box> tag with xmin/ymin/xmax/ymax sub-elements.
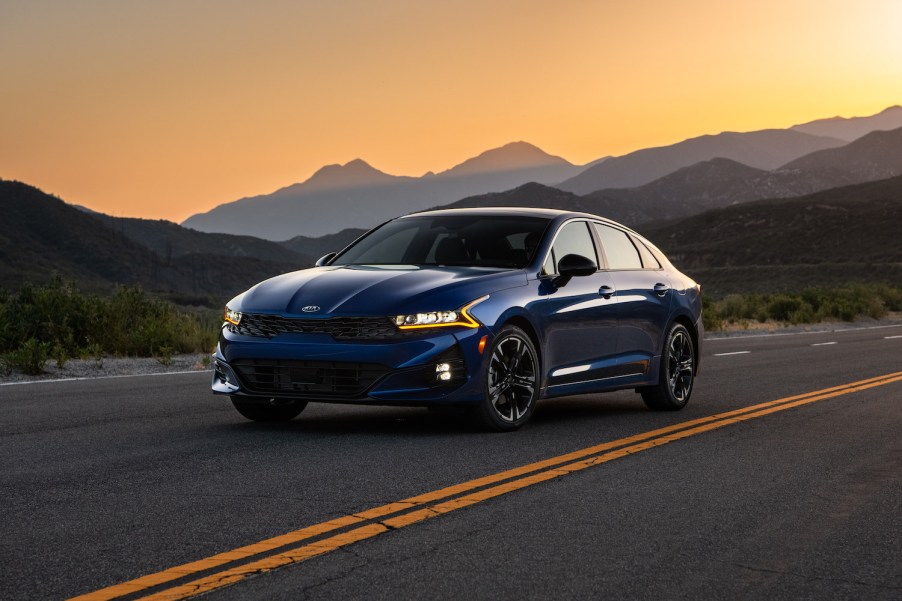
<box><xmin>640</xmin><ymin>323</ymin><xmax>695</xmax><ymax>411</ymax></box>
<box><xmin>476</xmin><ymin>325</ymin><xmax>540</xmax><ymax>431</ymax></box>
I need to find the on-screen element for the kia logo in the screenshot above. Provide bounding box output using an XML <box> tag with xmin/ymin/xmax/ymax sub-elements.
<box><xmin>301</xmin><ymin>305</ymin><xmax>320</xmax><ymax>313</ymax></box>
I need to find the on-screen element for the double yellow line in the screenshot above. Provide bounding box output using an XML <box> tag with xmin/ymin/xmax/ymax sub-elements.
<box><xmin>71</xmin><ymin>371</ymin><xmax>902</xmax><ymax>601</ymax></box>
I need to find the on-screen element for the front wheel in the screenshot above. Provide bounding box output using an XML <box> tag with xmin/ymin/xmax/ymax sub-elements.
<box><xmin>640</xmin><ymin>323</ymin><xmax>695</xmax><ymax>411</ymax></box>
<box><xmin>231</xmin><ymin>397</ymin><xmax>307</xmax><ymax>422</ymax></box>
<box><xmin>474</xmin><ymin>326</ymin><xmax>540</xmax><ymax>431</ymax></box>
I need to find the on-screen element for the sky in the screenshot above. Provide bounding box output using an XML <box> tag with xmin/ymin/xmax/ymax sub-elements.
<box><xmin>2</xmin><ymin>0</ymin><xmax>901</xmax><ymax>222</ymax></box>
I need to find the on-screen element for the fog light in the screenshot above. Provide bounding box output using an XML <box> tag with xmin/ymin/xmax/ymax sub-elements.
<box><xmin>438</xmin><ymin>371</ymin><xmax>452</xmax><ymax>381</ymax></box>
<box><xmin>435</xmin><ymin>363</ymin><xmax>451</xmax><ymax>373</ymax></box>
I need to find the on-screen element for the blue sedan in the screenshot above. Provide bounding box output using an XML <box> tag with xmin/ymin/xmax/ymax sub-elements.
<box><xmin>212</xmin><ymin>208</ymin><xmax>702</xmax><ymax>430</ymax></box>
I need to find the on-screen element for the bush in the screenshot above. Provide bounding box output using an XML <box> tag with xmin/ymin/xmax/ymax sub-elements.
<box><xmin>705</xmin><ymin>284</ymin><xmax>901</xmax><ymax>327</ymax></box>
<box><xmin>5</xmin><ymin>338</ymin><xmax>50</xmax><ymax>375</ymax></box>
<box><xmin>0</xmin><ymin>278</ymin><xmax>220</xmax><ymax>374</ymax></box>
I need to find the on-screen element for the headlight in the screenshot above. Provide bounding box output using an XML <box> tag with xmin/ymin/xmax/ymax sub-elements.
<box><xmin>224</xmin><ymin>307</ymin><xmax>242</xmax><ymax>325</ymax></box>
<box><xmin>394</xmin><ymin>295</ymin><xmax>488</xmax><ymax>330</ymax></box>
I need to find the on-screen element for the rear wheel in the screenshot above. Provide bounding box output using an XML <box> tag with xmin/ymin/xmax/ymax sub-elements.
<box><xmin>230</xmin><ymin>397</ymin><xmax>307</xmax><ymax>422</ymax></box>
<box><xmin>640</xmin><ymin>323</ymin><xmax>695</xmax><ymax>411</ymax></box>
<box><xmin>474</xmin><ymin>326</ymin><xmax>539</xmax><ymax>431</ymax></box>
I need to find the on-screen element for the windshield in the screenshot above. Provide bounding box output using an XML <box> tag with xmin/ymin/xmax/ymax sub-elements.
<box><xmin>331</xmin><ymin>215</ymin><xmax>550</xmax><ymax>268</ymax></box>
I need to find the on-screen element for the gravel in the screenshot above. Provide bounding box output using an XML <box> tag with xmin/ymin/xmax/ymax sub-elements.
<box><xmin>0</xmin><ymin>354</ymin><xmax>212</xmax><ymax>385</ymax></box>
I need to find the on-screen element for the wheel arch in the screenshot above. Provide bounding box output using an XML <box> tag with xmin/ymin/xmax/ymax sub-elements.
<box><xmin>669</xmin><ymin>312</ymin><xmax>700</xmax><ymax>375</ymax></box>
<box><xmin>497</xmin><ymin>310</ymin><xmax>545</xmax><ymax>393</ymax></box>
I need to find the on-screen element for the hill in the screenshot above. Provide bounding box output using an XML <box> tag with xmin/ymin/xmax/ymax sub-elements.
<box><xmin>181</xmin><ymin>142</ymin><xmax>586</xmax><ymax>240</ymax></box>
<box><xmin>790</xmin><ymin>105</ymin><xmax>902</xmax><ymax>142</ymax></box>
<box><xmin>639</xmin><ymin>176</ymin><xmax>902</xmax><ymax>295</ymax></box>
<box><xmin>778</xmin><ymin>126</ymin><xmax>902</xmax><ymax>183</ymax></box>
<box><xmin>0</xmin><ymin>180</ymin><xmax>307</xmax><ymax>304</ymax></box>
<box><xmin>279</xmin><ymin>228</ymin><xmax>368</xmax><ymax>260</ymax></box>
<box><xmin>441</xmin><ymin>126</ymin><xmax>902</xmax><ymax>231</ymax></box>
<box><xmin>557</xmin><ymin>129</ymin><xmax>845</xmax><ymax>194</ymax></box>
<box><xmin>96</xmin><ymin>214</ymin><xmax>309</xmax><ymax>263</ymax></box>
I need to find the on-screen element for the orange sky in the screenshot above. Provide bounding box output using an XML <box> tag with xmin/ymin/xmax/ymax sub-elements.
<box><xmin>2</xmin><ymin>0</ymin><xmax>901</xmax><ymax>222</ymax></box>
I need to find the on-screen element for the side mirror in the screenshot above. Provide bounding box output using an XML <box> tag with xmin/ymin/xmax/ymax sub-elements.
<box><xmin>553</xmin><ymin>253</ymin><xmax>597</xmax><ymax>287</ymax></box>
<box><xmin>315</xmin><ymin>252</ymin><xmax>337</xmax><ymax>267</ymax></box>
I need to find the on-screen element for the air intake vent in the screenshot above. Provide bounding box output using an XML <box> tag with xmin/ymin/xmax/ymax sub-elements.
<box><xmin>231</xmin><ymin>359</ymin><xmax>388</xmax><ymax>398</ymax></box>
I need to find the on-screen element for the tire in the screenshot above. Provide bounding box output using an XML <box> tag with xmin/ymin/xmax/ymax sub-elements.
<box><xmin>640</xmin><ymin>323</ymin><xmax>695</xmax><ymax>411</ymax></box>
<box><xmin>230</xmin><ymin>397</ymin><xmax>307</xmax><ymax>422</ymax></box>
<box><xmin>474</xmin><ymin>326</ymin><xmax>540</xmax><ymax>431</ymax></box>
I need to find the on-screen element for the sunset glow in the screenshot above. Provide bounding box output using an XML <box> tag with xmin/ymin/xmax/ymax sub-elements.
<box><xmin>2</xmin><ymin>0</ymin><xmax>901</xmax><ymax>222</ymax></box>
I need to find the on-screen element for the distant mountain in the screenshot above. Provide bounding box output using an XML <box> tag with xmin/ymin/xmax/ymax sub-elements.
<box><xmin>181</xmin><ymin>141</ymin><xmax>587</xmax><ymax>240</ymax></box>
<box><xmin>435</xmin><ymin>141</ymin><xmax>575</xmax><ymax>178</ymax></box>
<box><xmin>265</xmin><ymin>159</ymin><xmax>413</xmax><ymax>197</ymax></box>
<box><xmin>434</xmin><ymin>182</ymin><xmax>584</xmax><ymax>211</ymax></box>
<box><xmin>557</xmin><ymin>129</ymin><xmax>846</xmax><ymax>195</ymax></box>
<box><xmin>790</xmin><ymin>105</ymin><xmax>902</xmax><ymax>142</ymax></box>
<box><xmin>589</xmin><ymin>127</ymin><xmax>902</xmax><ymax>225</ymax></box>
<box><xmin>439</xmin><ymin>126</ymin><xmax>902</xmax><ymax>231</ymax></box>
<box><xmin>0</xmin><ymin>180</ymin><xmax>307</xmax><ymax>303</ymax></box>
<box><xmin>94</xmin><ymin>214</ymin><xmax>309</xmax><ymax>264</ymax></box>
<box><xmin>280</xmin><ymin>228</ymin><xmax>368</xmax><ymax>260</ymax></box>
<box><xmin>639</xmin><ymin>175</ymin><xmax>902</xmax><ymax>295</ymax></box>
<box><xmin>778</xmin><ymin>126</ymin><xmax>902</xmax><ymax>184</ymax></box>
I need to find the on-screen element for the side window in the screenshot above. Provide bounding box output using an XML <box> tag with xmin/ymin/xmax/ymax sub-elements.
<box><xmin>593</xmin><ymin>223</ymin><xmax>642</xmax><ymax>270</ymax></box>
<box><xmin>544</xmin><ymin>221</ymin><xmax>596</xmax><ymax>274</ymax></box>
<box><xmin>632</xmin><ymin>236</ymin><xmax>662</xmax><ymax>269</ymax></box>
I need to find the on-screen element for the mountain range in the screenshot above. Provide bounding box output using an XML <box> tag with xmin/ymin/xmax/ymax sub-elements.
<box><xmin>434</xmin><ymin>125</ymin><xmax>902</xmax><ymax>228</ymax></box>
<box><xmin>639</xmin><ymin>175</ymin><xmax>902</xmax><ymax>295</ymax></box>
<box><xmin>182</xmin><ymin>106</ymin><xmax>902</xmax><ymax>239</ymax></box>
<box><xmin>0</xmin><ymin>180</ymin><xmax>310</xmax><ymax>304</ymax></box>
<box><xmin>5</xmin><ymin>105</ymin><xmax>902</xmax><ymax>303</ymax></box>
<box><xmin>181</xmin><ymin>142</ymin><xmax>587</xmax><ymax>240</ymax></box>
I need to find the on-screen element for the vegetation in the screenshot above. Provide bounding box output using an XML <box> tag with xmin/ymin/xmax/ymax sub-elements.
<box><xmin>702</xmin><ymin>284</ymin><xmax>902</xmax><ymax>332</ymax></box>
<box><xmin>0</xmin><ymin>277</ymin><xmax>219</xmax><ymax>374</ymax></box>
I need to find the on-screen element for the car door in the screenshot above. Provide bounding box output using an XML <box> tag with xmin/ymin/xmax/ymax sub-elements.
<box><xmin>530</xmin><ymin>220</ymin><xmax>620</xmax><ymax>389</ymax></box>
<box><xmin>592</xmin><ymin>223</ymin><xmax>671</xmax><ymax>375</ymax></box>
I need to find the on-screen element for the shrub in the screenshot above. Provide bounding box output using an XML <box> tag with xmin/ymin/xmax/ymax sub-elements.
<box><xmin>52</xmin><ymin>343</ymin><xmax>69</xmax><ymax>369</ymax></box>
<box><xmin>6</xmin><ymin>338</ymin><xmax>50</xmax><ymax>375</ymax></box>
<box><xmin>704</xmin><ymin>284</ymin><xmax>901</xmax><ymax>327</ymax></box>
<box><xmin>156</xmin><ymin>346</ymin><xmax>174</xmax><ymax>367</ymax></box>
<box><xmin>0</xmin><ymin>278</ymin><xmax>220</xmax><ymax>368</ymax></box>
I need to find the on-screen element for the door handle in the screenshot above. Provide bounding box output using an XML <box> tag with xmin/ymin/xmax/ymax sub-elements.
<box><xmin>598</xmin><ymin>285</ymin><xmax>616</xmax><ymax>299</ymax></box>
<box><xmin>653</xmin><ymin>283</ymin><xmax>670</xmax><ymax>297</ymax></box>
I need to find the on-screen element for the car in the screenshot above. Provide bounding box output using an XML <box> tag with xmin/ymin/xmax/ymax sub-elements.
<box><xmin>212</xmin><ymin>208</ymin><xmax>702</xmax><ymax>431</ymax></box>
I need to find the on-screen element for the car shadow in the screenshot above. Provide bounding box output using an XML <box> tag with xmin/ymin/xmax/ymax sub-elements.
<box><xmin>212</xmin><ymin>391</ymin><xmax>650</xmax><ymax>438</ymax></box>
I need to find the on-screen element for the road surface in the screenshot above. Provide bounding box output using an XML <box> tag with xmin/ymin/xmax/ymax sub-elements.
<box><xmin>1</xmin><ymin>325</ymin><xmax>901</xmax><ymax>600</ymax></box>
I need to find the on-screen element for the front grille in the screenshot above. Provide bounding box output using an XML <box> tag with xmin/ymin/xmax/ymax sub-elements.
<box><xmin>231</xmin><ymin>314</ymin><xmax>400</xmax><ymax>340</ymax></box>
<box><xmin>232</xmin><ymin>359</ymin><xmax>388</xmax><ymax>398</ymax></box>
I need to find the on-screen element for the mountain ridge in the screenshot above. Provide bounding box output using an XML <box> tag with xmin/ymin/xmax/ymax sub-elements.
<box><xmin>181</xmin><ymin>140</ymin><xmax>586</xmax><ymax>240</ymax></box>
<box><xmin>557</xmin><ymin>128</ymin><xmax>846</xmax><ymax>195</ymax></box>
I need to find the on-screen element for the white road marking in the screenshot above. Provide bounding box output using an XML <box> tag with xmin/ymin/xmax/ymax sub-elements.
<box><xmin>705</xmin><ymin>323</ymin><xmax>902</xmax><ymax>341</ymax></box>
<box><xmin>713</xmin><ymin>351</ymin><xmax>751</xmax><ymax>356</ymax></box>
<box><xmin>885</xmin><ymin>335</ymin><xmax>902</xmax><ymax>339</ymax></box>
<box><xmin>811</xmin><ymin>342</ymin><xmax>838</xmax><ymax>346</ymax></box>
<box><xmin>0</xmin><ymin>370</ymin><xmax>209</xmax><ymax>387</ymax></box>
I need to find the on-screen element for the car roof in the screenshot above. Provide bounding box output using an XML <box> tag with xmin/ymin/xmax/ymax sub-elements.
<box><xmin>403</xmin><ymin>207</ymin><xmax>569</xmax><ymax>218</ymax></box>
<box><xmin>402</xmin><ymin>206</ymin><xmax>643</xmax><ymax>236</ymax></box>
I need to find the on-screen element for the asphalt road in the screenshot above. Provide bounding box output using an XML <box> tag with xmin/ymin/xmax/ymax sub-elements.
<box><xmin>2</xmin><ymin>325</ymin><xmax>901</xmax><ymax>600</ymax></box>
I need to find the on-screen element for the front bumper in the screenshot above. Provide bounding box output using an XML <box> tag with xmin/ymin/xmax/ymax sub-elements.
<box><xmin>212</xmin><ymin>325</ymin><xmax>488</xmax><ymax>406</ymax></box>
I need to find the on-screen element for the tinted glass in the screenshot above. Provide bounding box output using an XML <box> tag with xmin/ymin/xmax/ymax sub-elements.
<box><xmin>633</xmin><ymin>237</ymin><xmax>662</xmax><ymax>269</ymax></box>
<box><xmin>593</xmin><ymin>223</ymin><xmax>642</xmax><ymax>269</ymax></box>
<box><xmin>545</xmin><ymin>221</ymin><xmax>597</xmax><ymax>274</ymax></box>
<box><xmin>331</xmin><ymin>215</ymin><xmax>550</xmax><ymax>268</ymax></box>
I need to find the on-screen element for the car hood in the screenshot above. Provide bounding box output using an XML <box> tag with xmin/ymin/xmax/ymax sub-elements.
<box><xmin>235</xmin><ymin>265</ymin><xmax>527</xmax><ymax>316</ymax></box>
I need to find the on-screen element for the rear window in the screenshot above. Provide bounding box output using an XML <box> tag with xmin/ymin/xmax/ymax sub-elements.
<box><xmin>593</xmin><ymin>223</ymin><xmax>642</xmax><ymax>270</ymax></box>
